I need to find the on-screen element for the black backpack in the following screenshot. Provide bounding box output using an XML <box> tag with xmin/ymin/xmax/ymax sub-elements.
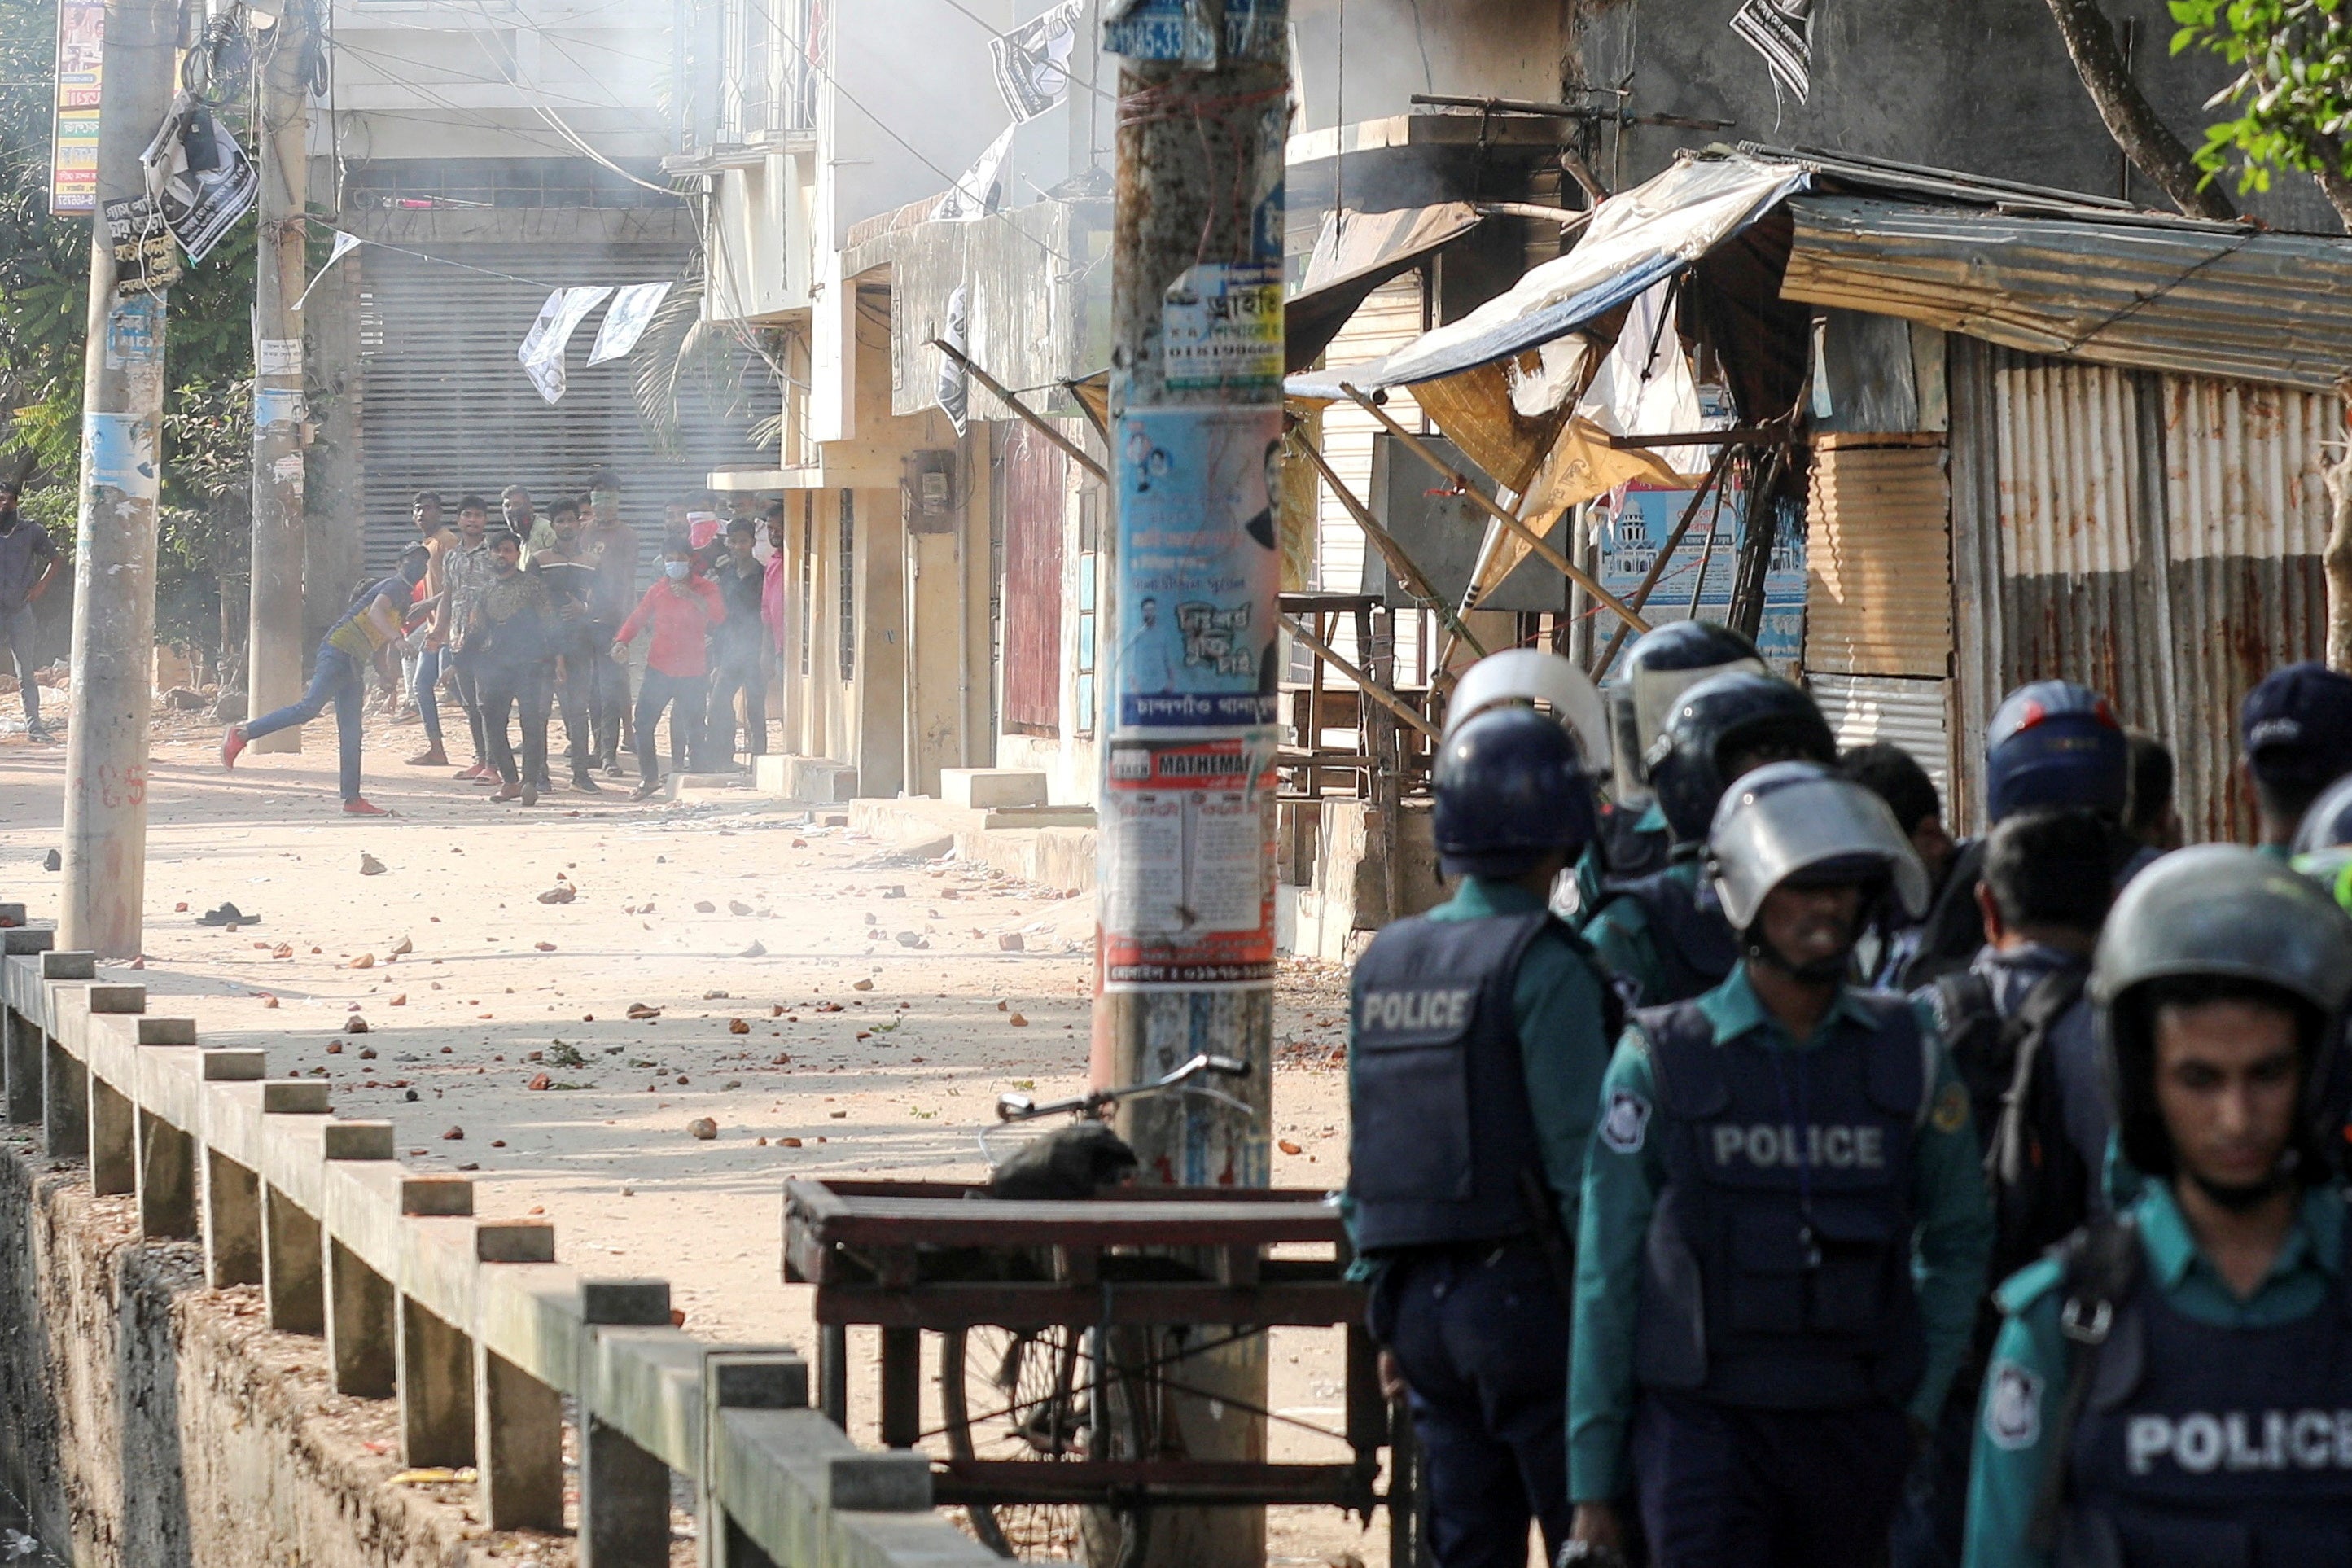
<box><xmin>1929</xmin><ymin>964</ymin><xmax>2094</xmax><ymax>1286</ymax></box>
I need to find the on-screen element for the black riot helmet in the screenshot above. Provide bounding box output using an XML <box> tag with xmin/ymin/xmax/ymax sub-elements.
<box><xmin>2092</xmin><ymin>845</ymin><xmax>2352</xmax><ymax>1186</ymax></box>
<box><xmin>1648</xmin><ymin>670</ymin><xmax>1837</xmax><ymax>844</ymax></box>
<box><xmin>1618</xmin><ymin>621</ymin><xmax>1766</xmax><ymax>775</ymax></box>
<box><xmin>1432</xmin><ymin>706</ymin><xmax>1598</xmax><ymax>879</ymax></box>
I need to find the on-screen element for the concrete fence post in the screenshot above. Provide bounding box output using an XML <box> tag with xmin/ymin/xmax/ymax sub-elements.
<box><xmin>580</xmin><ymin>1278</ymin><xmax>676</xmax><ymax>1568</ymax></box>
<box><xmin>699</xmin><ymin>1351</ymin><xmax>810</xmax><ymax>1568</ymax></box>
<box><xmin>396</xmin><ymin>1176</ymin><xmax>479</xmax><ymax>1468</ymax></box>
<box><xmin>323</xmin><ymin>1121</ymin><xmax>399</xmax><ymax>1398</ymax></box>
<box><xmin>39</xmin><ymin>951</ymin><xmax>95</xmax><ymax>1160</ymax></box>
<box><xmin>135</xmin><ymin>1109</ymin><xmax>197</xmax><ymax>1237</ymax></box>
<box><xmin>204</xmin><ymin>1150</ymin><xmax>264</xmax><ymax>1287</ymax></box>
<box><xmin>256</xmin><ymin>1080</ymin><xmax>331</xmax><ymax>1324</ymax></box>
<box><xmin>88</xmin><ymin>1075</ymin><xmax>135</xmax><ymax>1194</ymax></box>
<box><xmin>473</xmin><ymin>1220</ymin><xmax>563</xmax><ymax>1532</ymax></box>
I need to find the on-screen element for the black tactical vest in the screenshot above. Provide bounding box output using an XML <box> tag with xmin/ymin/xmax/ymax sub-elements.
<box><xmin>1608</xmin><ymin>864</ymin><xmax>1740</xmax><ymax>1007</ymax></box>
<box><xmin>1633</xmin><ymin>991</ymin><xmax>1929</xmax><ymax>1408</ymax></box>
<box><xmin>1347</xmin><ymin>910</ymin><xmax>1592</xmax><ymax>1253</ymax></box>
<box><xmin>2062</xmin><ymin>1226</ymin><xmax>2352</xmax><ymax>1567</ymax></box>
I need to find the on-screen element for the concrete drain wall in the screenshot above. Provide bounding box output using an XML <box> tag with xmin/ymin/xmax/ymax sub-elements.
<box><xmin>0</xmin><ymin>1131</ymin><xmax>482</xmax><ymax>1567</ymax></box>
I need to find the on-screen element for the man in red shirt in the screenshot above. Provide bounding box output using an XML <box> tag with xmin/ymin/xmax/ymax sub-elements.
<box><xmin>611</xmin><ymin>541</ymin><xmax>723</xmax><ymax>800</ymax></box>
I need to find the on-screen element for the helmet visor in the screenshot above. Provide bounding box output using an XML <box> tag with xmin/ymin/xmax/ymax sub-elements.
<box><xmin>1444</xmin><ymin>648</ymin><xmax>1613</xmax><ymax>774</ymax></box>
<box><xmin>1630</xmin><ymin>655</ymin><xmax>1766</xmax><ymax>769</ymax></box>
<box><xmin>1706</xmin><ymin>767</ymin><xmax>1929</xmax><ymax>931</ymax></box>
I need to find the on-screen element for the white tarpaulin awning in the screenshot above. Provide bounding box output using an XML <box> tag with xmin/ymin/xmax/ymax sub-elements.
<box><xmin>1288</xmin><ymin>154</ymin><xmax>1811</xmax><ymax>396</ymax></box>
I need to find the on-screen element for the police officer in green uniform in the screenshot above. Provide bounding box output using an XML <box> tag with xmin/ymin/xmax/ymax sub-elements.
<box><xmin>1576</xmin><ymin>621</ymin><xmax>1769</xmax><ymax>912</ymax></box>
<box><xmin>1582</xmin><ymin>672</ymin><xmax>1837</xmax><ymax>1007</ymax></box>
<box><xmin>1961</xmin><ymin>846</ymin><xmax>2352</xmax><ymax>1567</ymax></box>
<box><xmin>1567</xmin><ymin>761</ymin><xmax>1994</xmax><ymax>1566</ymax></box>
<box><xmin>1347</xmin><ymin>703</ymin><xmax>1619</xmax><ymax>1567</ymax></box>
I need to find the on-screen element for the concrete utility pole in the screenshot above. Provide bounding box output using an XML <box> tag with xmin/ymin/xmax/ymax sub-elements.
<box><xmin>243</xmin><ymin>0</ymin><xmax>312</xmax><ymax>752</ymax></box>
<box><xmin>59</xmin><ymin>0</ymin><xmax>177</xmax><ymax>957</ymax></box>
<box><xmin>1098</xmin><ymin>7</ymin><xmax>1290</xmax><ymax>1566</ymax></box>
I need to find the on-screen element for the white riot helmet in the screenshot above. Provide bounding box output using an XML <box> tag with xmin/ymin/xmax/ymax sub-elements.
<box><xmin>1705</xmin><ymin>760</ymin><xmax>1929</xmax><ymax>933</ymax></box>
<box><xmin>1443</xmin><ymin>649</ymin><xmax>1612</xmax><ymax>774</ymax></box>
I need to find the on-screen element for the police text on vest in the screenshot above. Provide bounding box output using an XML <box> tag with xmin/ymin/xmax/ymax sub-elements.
<box><xmin>1358</xmin><ymin>988</ymin><xmax>1474</xmax><ymax>1033</ymax></box>
<box><xmin>2126</xmin><ymin>1411</ymin><xmax>2352</xmax><ymax>1474</ymax></box>
<box><xmin>1709</xmin><ymin>1123</ymin><xmax>1886</xmax><ymax>1170</ymax></box>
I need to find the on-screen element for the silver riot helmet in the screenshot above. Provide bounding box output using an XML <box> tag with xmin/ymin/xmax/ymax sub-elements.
<box><xmin>1442</xmin><ymin>648</ymin><xmax>1612</xmax><ymax>774</ymax></box>
<box><xmin>1704</xmin><ymin>760</ymin><xmax>1930</xmax><ymax>934</ymax></box>
<box><xmin>1618</xmin><ymin>620</ymin><xmax>1767</xmax><ymax>784</ymax></box>
<box><xmin>2091</xmin><ymin>844</ymin><xmax>2352</xmax><ymax>1189</ymax></box>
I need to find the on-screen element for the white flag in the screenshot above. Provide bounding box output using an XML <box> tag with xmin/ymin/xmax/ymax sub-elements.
<box><xmin>291</xmin><ymin>230</ymin><xmax>362</xmax><ymax>313</ymax></box>
<box><xmin>935</xmin><ymin>124</ymin><xmax>1016</xmax><ymax>222</ymax></box>
<box><xmin>588</xmin><ymin>281</ymin><xmax>673</xmax><ymax>366</ymax></box>
<box><xmin>991</xmin><ymin>0</ymin><xmax>1083</xmax><ymax>122</ymax></box>
<box><xmin>518</xmin><ymin>285</ymin><xmax>613</xmax><ymax>404</ymax></box>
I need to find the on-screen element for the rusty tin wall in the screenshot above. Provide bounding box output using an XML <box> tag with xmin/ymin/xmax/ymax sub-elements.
<box><xmin>1947</xmin><ymin>342</ymin><xmax>2340</xmax><ymax>840</ymax></box>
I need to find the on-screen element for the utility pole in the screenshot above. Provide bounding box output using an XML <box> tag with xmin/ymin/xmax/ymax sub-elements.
<box><xmin>1097</xmin><ymin>7</ymin><xmax>1289</xmax><ymax>1565</ymax></box>
<box><xmin>243</xmin><ymin>0</ymin><xmax>311</xmax><ymax>751</ymax></box>
<box><xmin>59</xmin><ymin>0</ymin><xmax>177</xmax><ymax>958</ymax></box>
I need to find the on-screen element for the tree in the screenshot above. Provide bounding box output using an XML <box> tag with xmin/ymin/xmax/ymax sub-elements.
<box><xmin>1</xmin><ymin>0</ymin><xmax>258</xmax><ymax>670</ymax></box>
<box><xmin>2170</xmin><ymin>0</ymin><xmax>2352</xmax><ymax>230</ymax></box>
<box><xmin>2041</xmin><ymin>0</ymin><xmax>2243</xmax><ymax>220</ymax></box>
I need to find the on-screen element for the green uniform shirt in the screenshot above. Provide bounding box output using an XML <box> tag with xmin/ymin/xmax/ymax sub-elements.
<box><xmin>1960</xmin><ymin>1180</ymin><xmax>2347</xmax><ymax>1568</ymax></box>
<box><xmin>1567</xmin><ymin>965</ymin><xmax>1995</xmax><ymax>1502</ymax></box>
<box><xmin>1581</xmin><ymin>855</ymin><xmax>1702</xmax><ymax>1007</ymax></box>
<box><xmin>1342</xmin><ymin>877</ymin><xmax>1617</xmax><ymax>1270</ymax></box>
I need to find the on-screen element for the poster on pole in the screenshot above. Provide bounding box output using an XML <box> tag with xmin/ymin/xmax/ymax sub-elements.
<box><xmin>50</xmin><ymin>0</ymin><xmax>105</xmax><ymax>215</ymax></box>
<box><xmin>1110</xmin><ymin>405</ymin><xmax>1284</xmax><ymax>730</ymax></box>
<box><xmin>1100</xmin><ymin>730</ymin><xmax>1280</xmax><ymax>991</ymax></box>
<box><xmin>149</xmin><ymin>99</ymin><xmax>260</xmax><ymax>264</ymax></box>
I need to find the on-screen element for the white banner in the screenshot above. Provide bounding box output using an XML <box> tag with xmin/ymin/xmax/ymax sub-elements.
<box><xmin>587</xmin><ymin>280</ymin><xmax>672</xmax><ymax>366</ymax></box>
<box><xmin>518</xmin><ymin>285</ymin><xmax>612</xmax><ymax>404</ymax></box>
<box><xmin>935</xmin><ymin>124</ymin><xmax>1015</xmax><ymax>222</ymax></box>
<box><xmin>991</xmin><ymin>0</ymin><xmax>1083</xmax><ymax>122</ymax></box>
<box><xmin>291</xmin><ymin>229</ymin><xmax>362</xmax><ymax>313</ymax></box>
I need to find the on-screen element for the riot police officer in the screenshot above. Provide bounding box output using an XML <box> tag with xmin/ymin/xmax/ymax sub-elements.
<box><xmin>1899</xmin><ymin>680</ymin><xmax>2132</xmax><ymax>991</ymax></box>
<box><xmin>1347</xmin><ymin>705</ymin><xmax>1620</xmax><ymax>1568</ymax></box>
<box><xmin>1961</xmin><ymin>846</ymin><xmax>2352</xmax><ymax>1567</ymax></box>
<box><xmin>1568</xmin><ymin>762</ymin><xmax>1994</xmax><ymax>1567</ymax></box>
<box><xmin>1577</xmin><ymin>621</ymin><xmax>1769</xmax><ymax>909</ymax></box>
<box><xmin>2240</xmin><ymin>660</ymin><xmax>2352</xmax><ymax>858</ymax></box>
<box><xmin>1583</xmin><ymin>671</ymin><xmax>1837</xmax><ymax>1006</ymax></box>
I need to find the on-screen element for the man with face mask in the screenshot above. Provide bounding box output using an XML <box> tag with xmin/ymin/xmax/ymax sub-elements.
<box><xmin>1568</xmin><ymin>763</ymin><xmax>1993</xmax><ymax>1567</ymax></box>
<box><xmin>0</xmin><ymin>476</ymin><xmax>61</xmax><ymax>742</ymax></box>
<box><xmin>1961</xmin><ymin>848</ymin><xmax>2352</xmax><ymax>1568</ymax></box>
<box><xmin>1582</xmin><ymin>672</ymin><xmax>1839</xmax><ymax>1007</ymax></box>
<box><xmin>611</xmin><ymin>541</ymin><xmax>722</xmax><ymax>801</ymax></box>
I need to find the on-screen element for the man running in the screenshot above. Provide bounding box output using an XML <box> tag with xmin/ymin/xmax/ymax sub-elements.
<box><xmin>0</xmin><ymin>475</ymin><xmax>62</xmax><ymax>743</ymax></box>
<box><xmin>221</xmin><ymin>545</ymin><xmax>431</xmax><ymax>815</ymax></box>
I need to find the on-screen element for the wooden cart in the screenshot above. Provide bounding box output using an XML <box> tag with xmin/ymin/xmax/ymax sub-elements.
<box><xmin>783</xmin><ymin>1177</ymin><xmax>1419</xmax><ymax>1560</ymax></box>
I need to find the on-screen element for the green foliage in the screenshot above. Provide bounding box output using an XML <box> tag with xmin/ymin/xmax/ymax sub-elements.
<box><xmin>2</xmin><ymin>0</ymin><xmax>260</xmax><ymax>664</ymax></box>
<box><xmin>2170</xmin><ymin>0</ymin><xmax>2352</xmax><ymax>195</ymax></box>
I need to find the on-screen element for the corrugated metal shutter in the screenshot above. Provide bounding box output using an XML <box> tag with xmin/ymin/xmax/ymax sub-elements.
<box><xmin>999</xmin><ymin>422</ymin><xmax>1065</xmax><ymax>735</ymax></box>
<box><xmin>1947</xmin><ymin>344</ymin><xmax>2343</xmax><ymax>842</ymax></box>
<box><xmin>2160</xmin><ymin>374</ymin><xmax>2337</xmax><ymax>841</ymax></box>
<box><xmin>1802</xmin><ymin>435</ymin><xmax>1951</xmax><ymax>679</ymax></box>
<box><xmin>1811</xmin><ymin>672</ymin><xmax>1953</xmax><ymax>812</ymax></box>
<box><xmin>353</xmin><ymin>243</ymin><xmax>762</xmax><ymax>577</ymax></box>
<box><xmin>1987</xmin><ymin>350</ymin><xmax>2177</xmax><ymax>758</ymax></box>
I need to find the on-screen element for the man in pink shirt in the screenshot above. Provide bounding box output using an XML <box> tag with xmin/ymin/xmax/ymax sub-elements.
<box><xmin>611</xmin><ymin>540</ymin><xmax>724</xmax><ymax>800</ymax></box>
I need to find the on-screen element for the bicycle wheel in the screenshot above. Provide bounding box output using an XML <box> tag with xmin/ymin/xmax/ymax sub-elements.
<box><xmin>939</xmin><ymin>1325</ymin><xmax>1152</xmax><ymax>1566</ymax></box>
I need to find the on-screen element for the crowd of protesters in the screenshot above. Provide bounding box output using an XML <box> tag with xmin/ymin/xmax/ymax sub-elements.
<box><xmin>221</xmin><ymin>469</ymin><xmax>790</xmax><ymax>812</ymax></box>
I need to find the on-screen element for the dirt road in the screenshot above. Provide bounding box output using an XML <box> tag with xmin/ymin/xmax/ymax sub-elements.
<box><xmin>0</xmin><ymin>714</ymin><xmax>1396</xmax><ymax>1566</ymax></box>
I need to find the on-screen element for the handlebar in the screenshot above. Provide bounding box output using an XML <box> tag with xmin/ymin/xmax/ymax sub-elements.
<box><xmin>994</xmin><ymin>1053</ymin><xmax>1253</xmax><ymax>1125</ymax></box>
